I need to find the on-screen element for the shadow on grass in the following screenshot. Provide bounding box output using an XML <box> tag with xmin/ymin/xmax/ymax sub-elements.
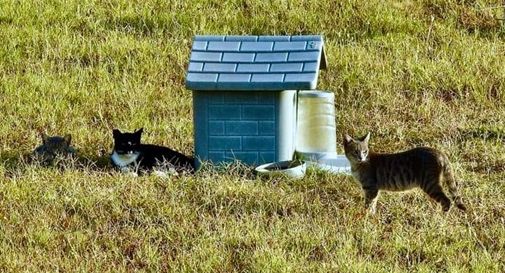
<box><xmin>0</xmin><ymin>16</ymin><xmax>13</xmax><ymax>25</ymax></box>
<box><xmin>458</xmin><ymin>126</ymin><xmax>505</xmax><ymax>141</ymax></box>
<box><xmin>0</xmin><ymin>150</ymin><xmax>114</xmax><ymax>178</ymax></box>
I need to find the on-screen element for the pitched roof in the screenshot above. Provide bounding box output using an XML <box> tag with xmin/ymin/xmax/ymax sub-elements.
<box><xmin>186</xmin><ymin>35</ymin><xmax>327</xmax><ymax>91</ymax></box>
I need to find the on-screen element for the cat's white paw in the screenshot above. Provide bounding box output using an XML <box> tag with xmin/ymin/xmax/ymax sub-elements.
<box><xmin>118</xmin><ymin>166</ymin><xmax>138</xmax><ymax>177</ymax></box>
<box><xmin>369</xmin><ymin>198</ymin><xmax>378</xmax><ymax>214</ymax></box>
<box><xmin>369</xmin><ymin>205</ymin><xmax>377</xmax><ymax>214</ymax></box>
<box><xmin>152</xmin><ymin>170</ymin><xmax>170</xmax><ymax>178</ymax></box>
<box><xmin>127</xmin><ymin>171</ymin><xmax>139</xmax><ymax>177</ymax></box>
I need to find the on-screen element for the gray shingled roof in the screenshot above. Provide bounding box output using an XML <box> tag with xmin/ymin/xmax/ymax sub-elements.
<box><xmin>186</xmin><ymin>35</ymin><xmax>327</xmax><ymax>91</ymax></box>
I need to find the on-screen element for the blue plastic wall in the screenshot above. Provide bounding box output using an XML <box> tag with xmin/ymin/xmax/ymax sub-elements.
<box><xmin>193</xmin><ymin>91</ymin><xmax>297</xmax><ymax>167</ymax></box>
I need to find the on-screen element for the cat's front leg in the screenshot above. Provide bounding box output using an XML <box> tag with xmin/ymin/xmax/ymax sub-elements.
<box><xmin>363</xmin><ymin>186</ymin><xmax>379</xmax><ymax>214</ymax></box>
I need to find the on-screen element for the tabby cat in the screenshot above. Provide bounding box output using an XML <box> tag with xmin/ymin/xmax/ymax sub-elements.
<box><xmin>33</xmin><ymin>133</ymin><xmax>75</xmax><ymax>166</ymax></box>
<box><xmin>343</xmin><ymin>132</ymin><xmax>466</xmax><ymax>213</ymax></box>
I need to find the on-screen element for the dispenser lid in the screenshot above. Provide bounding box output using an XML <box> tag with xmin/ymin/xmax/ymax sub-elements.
<box><xmin>298</xmin><ymin>90</ymin><xmax>334</xmax><ymax>98</ymax></box>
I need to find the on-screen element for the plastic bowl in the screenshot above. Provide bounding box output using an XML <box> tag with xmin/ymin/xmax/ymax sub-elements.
<box><xmin>254</xmin><ymin>160</ymin><xmax>306</xmax><ymax>180</ymax></box>
<box><xmin>295</xmin><ymin>151</ymin><xmax>351</xmax><ymax>175</ymax></box>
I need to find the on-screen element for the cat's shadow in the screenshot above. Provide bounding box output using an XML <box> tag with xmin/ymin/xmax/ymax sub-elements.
<box><xmin>0</xmin><ymin>150</ymin><xmax>113</xmax><ymax>178</ymax></box>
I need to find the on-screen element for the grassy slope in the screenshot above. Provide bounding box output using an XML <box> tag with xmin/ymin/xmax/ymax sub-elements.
<box><xmin>0</xmin><ymin>0</ymin><xmax>504</xmax><ymax>272</ymax></box>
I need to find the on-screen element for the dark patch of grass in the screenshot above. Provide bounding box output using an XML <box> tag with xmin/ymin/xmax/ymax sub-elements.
<box><xmin>459</xmin><ymin>126</ymin><xmax>505</xmax><ymax>141</ymax></box>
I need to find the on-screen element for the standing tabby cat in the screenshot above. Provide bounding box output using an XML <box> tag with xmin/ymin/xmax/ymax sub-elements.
<box><xmin>343</xmin><ymin>132</ymin><xmax>466</xmax><ymax>213</ymax></box>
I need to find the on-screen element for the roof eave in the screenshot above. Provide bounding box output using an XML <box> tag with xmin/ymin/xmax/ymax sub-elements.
<box><xmin>320</xmin><ymin>45</ymin><xmax>328</xmax><ymax>70</ymax></box>
<box><xmin>186</xmin><ymin>81</ymin><xmax>317</xmax><ymax>91</ymax></box>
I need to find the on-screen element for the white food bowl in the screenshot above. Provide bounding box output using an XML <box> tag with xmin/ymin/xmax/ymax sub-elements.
<box><xmin>295</xmin><ymin>151</ymin><xmax>351</xmax><ymax>175</ymax></box>
<box><xmin>254</xmin><ymin>160</ymin><xmax>306</xmax><ymax>180</ymax></box>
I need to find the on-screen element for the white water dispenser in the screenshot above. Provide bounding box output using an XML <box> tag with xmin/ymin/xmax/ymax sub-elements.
<box><xmin>295</xmin><ymin>90</ymin><xmax>350</xmax><ymax>173</ymax></box>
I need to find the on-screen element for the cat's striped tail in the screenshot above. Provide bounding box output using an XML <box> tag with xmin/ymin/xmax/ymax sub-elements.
<box><xmin>442</xmin><ymin>162</ymin><xmax>467</xmax><ymax>211</ymax></box>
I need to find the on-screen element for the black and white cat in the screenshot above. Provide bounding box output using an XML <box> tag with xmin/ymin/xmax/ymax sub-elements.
<box><xmin>111</xmin><ymin>128</ymin><xmax>194</xmax><ymax>175</ymax></box>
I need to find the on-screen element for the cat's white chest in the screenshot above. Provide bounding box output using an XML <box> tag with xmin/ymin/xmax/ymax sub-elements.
<box><xmin>111</xmin><ymin>151</ymin><xmax>140</xmax><ymax>167</ymax></box>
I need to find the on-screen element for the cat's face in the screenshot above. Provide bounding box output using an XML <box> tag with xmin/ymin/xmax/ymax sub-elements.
<box><xmin>343</xmin><ymin>132</ymin><xmax>370</xmax><ymax>163</ymax></box>
<box><xmin>112</xmin><ymin>128</ymin><xmax>143</xmax><ymax>155</ymax></box>
<box><xmin>35</xmin><ymin>134</ymin><xmax>73</xmax><ymax>164</ymax></box>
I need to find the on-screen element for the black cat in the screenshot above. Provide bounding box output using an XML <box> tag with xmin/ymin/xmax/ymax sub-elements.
<box><xmin>110</xmin><ymin>128</ymin><xmax>194</xmax><ymax>175</ymax></box>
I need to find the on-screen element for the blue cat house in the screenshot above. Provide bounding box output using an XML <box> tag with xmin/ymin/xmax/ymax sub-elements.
<box><xmin>186</xmin><ymin>35</ymin><xmax>327</xmax><ymax>168</ymax></box>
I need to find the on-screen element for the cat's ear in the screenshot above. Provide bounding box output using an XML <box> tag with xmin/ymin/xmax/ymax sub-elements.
<box><xmin>112</xmin><ymin>129</ymin><xmax>121</xmax><ymax>138</ymax></box>
<box><xmin>135</xmin><ymin>128</ymin><xmax>144</xmax><ymax>135</ymax></box>
<box><xmin>343</xmin><ymin>133</ymin><xmax>353</xmax><ymax>144</ymax></box>
<box><xmin>63</xmin><ymin>134</ymin><xmax>72</xmax><ymax>145</ymax></box>
<box><xmin>40</xmin><ymin>132</ymin><xmax>49</xmax><ymax>145</ymax></box>
<box><xmin>362</xmin><ymin>132</ymin><xmax>371</xmax><ymax>143</ymax></box>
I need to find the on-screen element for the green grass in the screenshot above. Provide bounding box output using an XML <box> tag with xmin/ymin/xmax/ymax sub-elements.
<box><xmin>1</xmin><ymin>0</ymin><xmax>505</xmax><ymax>272</ymax></box>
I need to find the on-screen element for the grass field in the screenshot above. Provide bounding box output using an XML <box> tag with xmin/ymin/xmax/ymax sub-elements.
<box><xmin>1</xmin><ymin>0</ymin><xmax>505</xmax><ymax>272</ymax></box>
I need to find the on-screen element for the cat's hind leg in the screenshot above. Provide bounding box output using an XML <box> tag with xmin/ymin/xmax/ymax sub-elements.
<box><xmin>442</xmin><ymin>163</ymin><xmax>467</xmax><ymax>211</ymax></box>
<box><xmin>421</xmin><ymin>182</ymin><xmax>451</xmax><ymax>212</ymax></box>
